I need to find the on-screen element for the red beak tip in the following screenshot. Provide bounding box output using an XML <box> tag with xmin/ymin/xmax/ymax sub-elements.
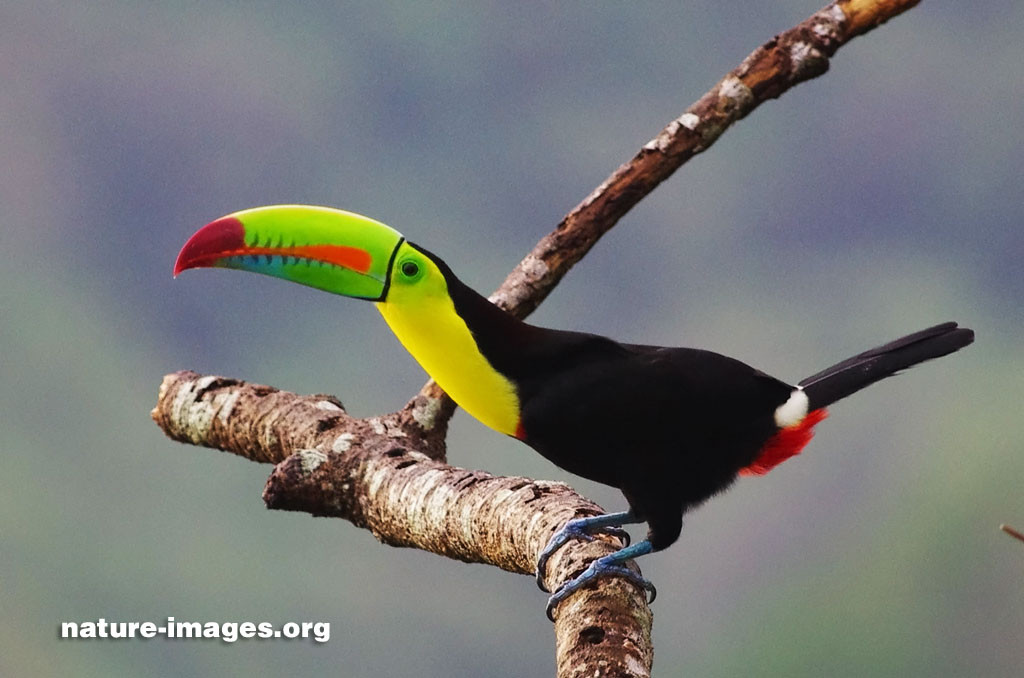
<box><xmin>174</xmin><ymin>215</ymin><xmax>246</xmax><ymax>277</ymax></box>
<box><xmin>172</xmin><ymin>251</ymin><xmax>194</xmax><ymax>277</ymax></box>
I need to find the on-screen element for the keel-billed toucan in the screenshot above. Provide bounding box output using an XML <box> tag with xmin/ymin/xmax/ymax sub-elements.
<box><xmin>175</xmin><ymin>205</ymin><xmax>974</xmax><ymax>618</ymax></box>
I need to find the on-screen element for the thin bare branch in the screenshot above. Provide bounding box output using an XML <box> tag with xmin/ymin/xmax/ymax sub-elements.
<box><xmin>411</xmin><ymin>0</ymin><xmax>923</xmax><ymax>427</ymax></box>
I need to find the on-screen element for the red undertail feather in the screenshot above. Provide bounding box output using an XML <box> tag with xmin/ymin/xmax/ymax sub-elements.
<box><xmin>740</xmin><ymin>408</ymin><xmax>828</xmax><ymax>477</ymax></box>
<box><xmin>514</xmin><ymin>418</ymin><xmax>527</xmax><ymax>441</ymax></box>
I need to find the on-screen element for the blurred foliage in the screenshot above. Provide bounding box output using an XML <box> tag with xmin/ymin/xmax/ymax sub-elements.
<box><xmin>2</xmin><ymin>1</ymin><xmax>1021</xmax><ymax>676</ymax></box>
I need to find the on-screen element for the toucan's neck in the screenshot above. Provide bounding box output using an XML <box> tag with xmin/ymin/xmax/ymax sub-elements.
<box><xmin>442</xmin><ymin>269</ymin><xmax>542</xmax><ymax>373</ymax></box>
<box><xmin>375</xmin><ymin>249</ymin><xmax>534</xmax><ymax>437</ymax></box>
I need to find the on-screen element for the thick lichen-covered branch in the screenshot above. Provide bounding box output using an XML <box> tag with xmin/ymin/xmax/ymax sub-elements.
<box><xmin>152</xmin><ymin>370</ymin><xmax>653</xmax><ymax>676</ymax></box>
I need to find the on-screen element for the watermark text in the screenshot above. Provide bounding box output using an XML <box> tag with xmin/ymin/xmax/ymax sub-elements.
<box><xmin>60</xmin><ymin>617</ymin><xmax>330</xmax><ymax>643</ymax></box>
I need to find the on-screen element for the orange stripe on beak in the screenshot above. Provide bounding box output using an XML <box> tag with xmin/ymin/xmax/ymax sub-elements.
<box><xmin>175</xmin><ymin>216</ymin><xmax>374</xmax><ymax>276</ymax></box>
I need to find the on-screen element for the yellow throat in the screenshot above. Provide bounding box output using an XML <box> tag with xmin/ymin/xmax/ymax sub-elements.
<box><xmin>374</xmin><ymin>249</ymin><xmax>521</xmax><ymax>436</ymax></box>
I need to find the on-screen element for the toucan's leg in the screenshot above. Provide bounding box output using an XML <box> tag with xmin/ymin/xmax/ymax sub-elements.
<box><xmin>545</xmin><ymin>540</ymin><xmax>656</xmax><ymax>621</ymax></box>
<box><xmin>536</xmin><ymin>510</ymin><xmax>643</xmax><ymax>591</ymax></box>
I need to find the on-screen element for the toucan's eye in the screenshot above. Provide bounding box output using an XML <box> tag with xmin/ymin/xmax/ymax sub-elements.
<box><xmin>401</xmin><ymin>260</ymin><xmax>420</xmax><ymax>278</ymax></box>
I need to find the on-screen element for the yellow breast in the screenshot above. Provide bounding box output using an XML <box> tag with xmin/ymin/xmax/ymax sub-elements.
<box><xmin>375</xmin><ymin>277</ymin><xmax>521</xmax><ymax>436</ymax></box>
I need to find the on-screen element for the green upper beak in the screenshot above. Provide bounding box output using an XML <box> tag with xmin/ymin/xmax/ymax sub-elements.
<box><xmin>175</xmin><ymin>205</ymin><xmax>405</xmax><ymax>301</ymax></box>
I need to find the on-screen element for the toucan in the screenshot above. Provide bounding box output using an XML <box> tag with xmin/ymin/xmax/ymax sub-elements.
<box><xmin>175</xmin><ymin>204</ymin><xmax>974</xmax><ymax>619</ymax></box>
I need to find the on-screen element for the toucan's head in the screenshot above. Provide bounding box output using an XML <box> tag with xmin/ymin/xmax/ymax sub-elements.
<box><xmin>177</xmin><ymin>204</ymin><xmax>523</xmax><ymax>437</ymax></box>
<box><xmin>174</xmin><ymin>205</ymin><xmax>445</xmax><ymax>303</ymax></box>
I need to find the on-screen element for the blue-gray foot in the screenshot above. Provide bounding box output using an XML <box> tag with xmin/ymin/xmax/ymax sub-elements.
<box><xmin>535</xmin><ymin>511</ymin><xmax>640</xmax><ymax>591</ymax></box>
<box><xmin>545</xmin><ymin>540</ymin><xmax>657</xmax><ymax>621</ymax></box>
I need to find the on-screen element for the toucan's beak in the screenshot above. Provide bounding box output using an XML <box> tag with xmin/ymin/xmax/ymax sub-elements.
<box><xmin>175</xmin><ymin>205</ymin><xmax>404</xmax><ymax>301</ymax></box>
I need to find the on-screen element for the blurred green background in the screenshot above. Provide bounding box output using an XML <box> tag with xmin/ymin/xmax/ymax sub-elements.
<box><xmin>3</xmin><ymin>1</ymin><xmax>1021</xmax><ymax>676</ymax></box>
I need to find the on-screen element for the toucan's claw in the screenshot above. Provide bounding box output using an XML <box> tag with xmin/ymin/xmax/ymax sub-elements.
<box><xmin>535</xmin><ymin>511</ymin><xmax>637</xmax><ymax>591</ymax></box>
<box><xmin>545</xmin><ymin>559</ymin><xmax>657</xmax><ymax>621</ymax></box>
<box><xmin>603</xmin><ymin>526</ymin><xmax>632</xmax><ymax>547</ymax></box>
<box><xmin>543</xmin><ymin>538</ymin><xmax>656</xmax><ymax>620</ymax></box>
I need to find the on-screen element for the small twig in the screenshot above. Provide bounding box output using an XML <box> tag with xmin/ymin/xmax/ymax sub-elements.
<box><xmin>1000</xmin><ymin>524</ymin><xmax>1024</xmax><ymax>544</ymax></box>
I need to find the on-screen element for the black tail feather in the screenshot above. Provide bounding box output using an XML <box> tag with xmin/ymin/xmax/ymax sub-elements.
<box><xmin>799</xmin><ymin>322</ymin><xmax>974</xmax><ymax>410</ymax></box>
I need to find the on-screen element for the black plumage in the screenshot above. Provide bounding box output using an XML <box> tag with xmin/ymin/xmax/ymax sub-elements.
<box><xmin>433</xmin><ymin>250</ymin><xmax>974</xmax><ymax>555</ymax></box>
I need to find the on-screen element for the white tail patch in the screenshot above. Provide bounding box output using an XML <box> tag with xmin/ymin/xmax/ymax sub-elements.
<box><xmin>774</xmin><ymin>388</ymin><xmax>809</xmax><ymax>428</ymax></box>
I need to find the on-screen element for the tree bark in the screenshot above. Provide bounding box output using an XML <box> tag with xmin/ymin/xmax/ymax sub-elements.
<box><xmin>153</xmin><ymin>370</ymin><xmax>653</xmax><ymax>674</ymax></box>
<box><xmin>154</xmin><ymin>2</ymin><xmax>922</xmax><ymax>675</ymax></box>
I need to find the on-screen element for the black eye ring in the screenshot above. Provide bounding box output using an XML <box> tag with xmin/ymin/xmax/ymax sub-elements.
<box><xmin>401</xmin><ymin>260</ymin><xmax>420</xmax><ymax>277</ymax></box>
